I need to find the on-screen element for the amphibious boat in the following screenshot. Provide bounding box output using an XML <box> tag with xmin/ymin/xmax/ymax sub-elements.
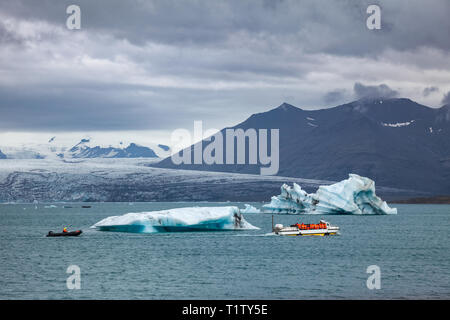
<box><xmin>272</xmin><ymin>218</ymin><xmax>339</xmax><ymax>236</ymax></box>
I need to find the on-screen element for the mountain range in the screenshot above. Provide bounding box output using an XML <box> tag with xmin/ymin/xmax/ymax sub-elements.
<box><xmin>0</xmin><ymin>137</ymin><xmax>170</xmax><ymax>160</ymax></box>
<box><xmin>67</xmin><ymin>139</ymin><xmax>159</xmax><ymax>158</ymax></box>
<box><xmin>154</xmin><ymin>98</ymin><xmax>450</xmax><ymax>195</ymax></box>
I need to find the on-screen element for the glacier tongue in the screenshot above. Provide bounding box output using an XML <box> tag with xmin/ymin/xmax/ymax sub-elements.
<box><xmin>92</xmin><ymin>206</ymin><xmax>259</xmax><ymax>233</ymax></box>
<box><xmin>263</xmin><ymin>174</ymin><xmax>397</xmax><ymax>215</ymax></box>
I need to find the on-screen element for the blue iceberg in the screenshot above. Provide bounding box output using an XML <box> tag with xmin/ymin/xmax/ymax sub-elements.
<box><xmin>92</xmin><ymin>206</ymin><xmax>259</xmax><ymax>233</ymax></box>
<box><xmin>263</xmin><ymin>174</ymin><xmax>397</xmax><ymax>215</ymax></box>
<box><xmin>240</xmin><ymin>204</ymin><xmax>261</xmax><ymax>214</ymax></box>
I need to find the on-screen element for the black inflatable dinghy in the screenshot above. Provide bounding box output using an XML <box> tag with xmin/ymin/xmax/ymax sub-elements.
<box><xmin>47</xmin><ymin>230</ymin><xmax>82</xmax><ymax>237</ymax></box>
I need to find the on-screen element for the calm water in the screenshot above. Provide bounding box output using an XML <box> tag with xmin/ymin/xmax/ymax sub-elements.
<box><xmin>0</xmin><ymin>202</ymin><xmax>449</xmax><ymax>299</ymax></box>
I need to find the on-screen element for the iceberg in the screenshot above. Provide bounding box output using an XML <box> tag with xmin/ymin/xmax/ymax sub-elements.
<box><xmin>92</xmin><ymin>206</ymin><xmax>259</xmax><ymax>233</ymax></box>
<box><xmin>240</xmin><ymin>204</ymin><xmax>261</xmax><ymax>214</ymax></box>
<box><xmin>263</xmin><ymin>174</ymin><xmax>397</xmax><ymax>215</ymax></box>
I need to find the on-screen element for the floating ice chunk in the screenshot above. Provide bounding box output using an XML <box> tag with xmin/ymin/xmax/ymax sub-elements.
<box><xmin>92</xmin><ymin>206</ymin><xmax>259</xmax><ymax>233</ymax></box>
<box><xmin>263</xmin><ymin>174</ymin><xmax>397</xmax><ymax>215</ymax></box>
<box><xmin>240</xmin><ymin>204</ymin><xmax>261</xmax><ymax>214</ymax></box>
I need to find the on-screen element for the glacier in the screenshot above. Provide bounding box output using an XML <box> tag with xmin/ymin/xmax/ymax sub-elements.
<box><xmin>0</xmin><ymin>158</ymin><xmax>341</xmax><ymax>202</ymax></box>
<box><xmin>92</xmin><ymin>206</ymin><xmax>259</xmax><ymax>233</ymax></box>
<box><xmin>263</xmin><ymin>174</ymin><xmax>397</xmax><ymax>215</ymax></box>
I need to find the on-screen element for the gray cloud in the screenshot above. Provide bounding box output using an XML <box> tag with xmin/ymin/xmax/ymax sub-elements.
<box><xmin>353</xmin><ymin>82</ymin><xmax>398</xmax><ymax>99</ymax></box>
<box><xmin>0</xmin><ymin>84</ymin><xmax>235</xmax><ymax>132</ymax></box>
<box><xmin>0</xmin><ymin>22</ymin><xmax>24</xmax><ymax>46</ymax></box>
<box><xmin>0</xmin><ymin>0</ymin><xmax>449</xmax><ymax>134</ymax></box>
<box><xmin>442</xmin><ymin>91</ymin><xmax>450</xmax><ymax>106</ymax></box>
<box><xmin>1</xmin><ymin>0</ymin><xmax>450</xmax><ymax>56</ymax></box>
<box><xmin>323</xmin><ymin>89</ymin><xmax>347</xmax><ymax>104</ymax></box>
<box><xmin>423</xmin><ymin>86</ymin><xmax>439</xmax><ymax>97</ymax></box>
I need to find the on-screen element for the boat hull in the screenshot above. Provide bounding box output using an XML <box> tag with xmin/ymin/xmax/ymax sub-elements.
<box><xmin>47</xmin><ymin>230</ymin><xmax>82</xmax><ymax>237</ymax></box>
<box><xmin>277</xmin><ymin>229</ymin><xmax>338</xmax><ymax>236</ymax></box>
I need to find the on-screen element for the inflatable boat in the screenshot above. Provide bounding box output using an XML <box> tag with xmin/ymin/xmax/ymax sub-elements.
<box><xmin>47</xmin><ymin>230</ymin><xmax>82</xmax><ymax>237</ymax></box>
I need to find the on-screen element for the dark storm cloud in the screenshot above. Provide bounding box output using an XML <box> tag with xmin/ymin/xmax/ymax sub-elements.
<box><xmin>0</xmin><ymin>85</ymin><xmax>194</xmax><ymax>131</ymax></box>
<box><xmin>442</xmin><ymin>92</ymin><xmax>450</xmax><ymax>106</ymax></box>
<box><xmin>323</xmin><ymin>89</ymin><xmax>347</xmax><ymax>104</ymax></box>
<box><xmin>423</xmin><ymin>86</ymin><xmax>439</xmax><ymax>97</ymax></box>
<box><xmin>0</xmin><ymin>0</ymin><xmax>449</xmax><ymax>133</ymax></box>
<box><xmin>353</xmin><ymin>82</ymin><xmax>398</xmax><ymax>99</ymax></box>
<box><xmin>1</xmin><ymin>0</ymin><xmax>450</xmax><ymax>55</ymax></box>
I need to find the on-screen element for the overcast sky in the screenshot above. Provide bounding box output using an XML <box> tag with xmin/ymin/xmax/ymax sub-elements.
<box><xmin>0</xmin><ymin>0</ymin><xmax>449</xmax><ymax>146</ymax></box>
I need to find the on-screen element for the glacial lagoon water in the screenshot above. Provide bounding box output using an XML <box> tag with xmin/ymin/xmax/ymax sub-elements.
<box><xmin>0</xmin><ymin>202</ymin><xmax>449</xmax><ymax>299</ymax></box>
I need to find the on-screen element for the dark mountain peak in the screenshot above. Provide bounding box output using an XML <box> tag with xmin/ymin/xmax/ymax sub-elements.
<box><xmin>0</xmin><ymin>149</ymin><xmax>6</xmax><ymax>159</ymax></box>
<box><xmin>276</xmin><ymin>102</ymin><xmax>301</xmax><ymax>111</ymax></box>
<box><xmin>357</xmin><ymin>97</ymin><xmax>428</xmax><ymax>108</ymax></box>
<box><xmin>350</xmin><ymin>97</ymin><xmax>413</xmax><ymax>108</ymax></box>
<box><xmin>331</xmin><ymin>97</ymin><xmax>434</xmax><ymax>124</ymax></box>
<box><xmin>153</xmin><ymin>96</ymin><xmax>450</xmax><ymax>194</ymax></box>
<box><xmin>158</xmin><ymin>144</ymin><xmax>170</xmax><ymax>151</ymax></box>
<box><xmin>240</xmin><ymin>102</ymin><xmax>303</xmax><ymax>128</ymax></box>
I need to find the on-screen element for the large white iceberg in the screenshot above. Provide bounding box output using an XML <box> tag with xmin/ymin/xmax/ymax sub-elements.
<box><xmin>92</xmin><ymin>206</ymin><xmax>259</xmax><ymax>233</ymax></box>
<box><xmin>263</xmin><ymin>174</ymin><xmax>397</xmax><ymax>215</ymax></box>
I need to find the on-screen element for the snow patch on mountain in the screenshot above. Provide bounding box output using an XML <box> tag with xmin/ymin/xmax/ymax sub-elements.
<box><xmin>381</xmin><ymin>120</ymin><xmax>415</xmax><ymax>127</ymax></box>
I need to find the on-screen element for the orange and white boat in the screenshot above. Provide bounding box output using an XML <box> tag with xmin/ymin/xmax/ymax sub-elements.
<box><xmin>272</xmin><ymin>219</ymin><xmax>339</xmax><ymax>236</ymax></box>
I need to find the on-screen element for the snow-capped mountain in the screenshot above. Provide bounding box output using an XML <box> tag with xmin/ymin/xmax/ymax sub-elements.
<box><xmin>67</xmin><ymin>139</ymin><xmax>159</xmax><ymax>158</ymax></box>
<box><xmin>154</xmin><ymin>98</ymin><xmax>450</xmax><ymax>195</ymax></box>
<box><xmin>0</xmin><ymin>149</ymin><xmax>6</xmax><ymax>159</ymax></box>
<box><xmin>0</xmin><ymin>136</ymin><xmax>170</xmax><ymax>159</ymax></box>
